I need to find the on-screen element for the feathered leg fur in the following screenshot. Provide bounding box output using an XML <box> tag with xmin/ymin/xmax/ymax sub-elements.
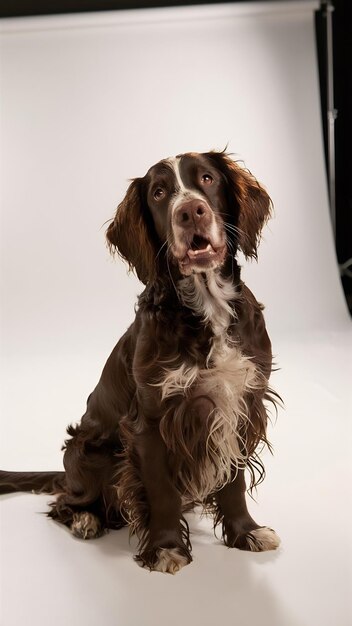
<box><xmin>211</xmin><ymin>468</ymin><xmax>280</xmax><ymax>552</ymax></box>
<box><xmin>117</xmin><ymin>424</ymin><xmax>192</xmax><ymax>573</ymax></box>
<box><xmin>48</xmin><ymin>422</ymin><xmax>126</xmax><ymax>537</ymax></box>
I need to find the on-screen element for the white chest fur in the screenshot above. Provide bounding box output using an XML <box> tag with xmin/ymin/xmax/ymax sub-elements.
<box><xmin>178</xmin><ymin>271</ymin><xmax>237</xmax><ymax>337</ymax></box>
<box><xmin>155</xmin><ymin>273</ymin><xmax>260</xmax><ymax>502</ymax></box>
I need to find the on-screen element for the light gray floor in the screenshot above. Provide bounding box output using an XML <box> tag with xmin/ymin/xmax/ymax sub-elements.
<box><xmin>1</xmin><ymin>331</ymin><xmax>351</xmax><ymax>626</ymax></box>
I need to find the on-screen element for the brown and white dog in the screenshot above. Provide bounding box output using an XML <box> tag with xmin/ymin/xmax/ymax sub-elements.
<box><xmin>0</xmin><ymin>150</ymin><xmax>281</xmax><ymax>574</ymax></box>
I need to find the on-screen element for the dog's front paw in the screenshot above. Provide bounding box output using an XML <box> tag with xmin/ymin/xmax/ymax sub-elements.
<box><xmin>223</xmin><ymin>522</ymin><xmax>281</xmax><ymax>552</ymax></box>
<box><xmin>136</xmin><ymin>545</ymin><xmax>192</xmax><ymax>574</ymax></box>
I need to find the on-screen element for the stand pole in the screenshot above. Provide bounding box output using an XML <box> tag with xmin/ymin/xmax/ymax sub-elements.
<box><xmin>323</xmin><ymin>0</ymin><xmax>337</xmax><ymax>240</ymax></box>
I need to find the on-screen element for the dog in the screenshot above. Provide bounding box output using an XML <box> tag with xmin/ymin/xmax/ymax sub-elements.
<box><xmin>0</xmin><ymin>150</ymin><xmax>281</xmax><ymax>574</ymax></box>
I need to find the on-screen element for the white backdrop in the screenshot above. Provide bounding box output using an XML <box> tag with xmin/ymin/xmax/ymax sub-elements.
<box><xmin>1</xmin><ymin>2</ymin><xmax>349</xmax><ymax>360</ymax></box>
<box><xmin>1</xmin><ymin>4</ymin><xmax>351</xmax><ymax>625</ymax></box>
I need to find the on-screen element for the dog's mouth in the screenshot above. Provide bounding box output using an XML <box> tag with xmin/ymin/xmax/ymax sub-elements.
<box><xmin>187</xmin><ymin>235</ymin><xmax>216</xmax><ymax>259</ymax></box>
<box><xmin>179</xmin><ymin>234</ymin><xmax>226</xmax><ymax>275</ymax></box>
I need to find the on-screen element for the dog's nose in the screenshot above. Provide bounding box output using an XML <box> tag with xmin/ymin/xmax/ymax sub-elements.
<box><xmin>174</xmin><ymin>199</ymin><xmax>212</xmax><ymax>228</ymax></box>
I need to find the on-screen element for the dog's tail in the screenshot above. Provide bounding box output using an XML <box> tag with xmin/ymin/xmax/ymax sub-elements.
<box><xmin>0</xmin><ymin>470</ymin><xmax>65</xmax><ymax>495</ymax></box>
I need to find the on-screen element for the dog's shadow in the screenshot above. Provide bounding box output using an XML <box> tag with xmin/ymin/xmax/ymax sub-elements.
<box><xmin>87</xmin><ymin>511</ymin><xmax>296</xmax><ymax>626</ymax></box>
<box><xmin>93</xmin><ymin>525</ymin><xmax>137</xmax><ymax>557</ymax></box>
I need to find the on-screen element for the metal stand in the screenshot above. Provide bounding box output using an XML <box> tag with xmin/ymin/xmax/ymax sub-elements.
<box><xmin>322</xmin><ymin>0</ymin><xmax>338</xmax><ymax>240</ymax></box>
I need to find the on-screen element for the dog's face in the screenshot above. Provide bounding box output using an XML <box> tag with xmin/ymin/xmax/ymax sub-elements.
<box><xmin>107</xmin><ymin>151</ymin><xmax>272</xmax><ymax>284</ymax></box>
<box><xmin>145</xmin><ymin>154</ymin><xmax>228</xmax><ymax>277</ymax></box>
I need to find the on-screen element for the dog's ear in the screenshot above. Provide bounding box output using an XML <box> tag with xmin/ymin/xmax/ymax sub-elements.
<box><xmin>207</xmin><ymin>151</ymin><xmax>272</xmax><ymax>259</ymax></box>
<box><xmin>106</xmin><ymin>178</ymin><xmax>156</xmax><ymax>284</ymax></box>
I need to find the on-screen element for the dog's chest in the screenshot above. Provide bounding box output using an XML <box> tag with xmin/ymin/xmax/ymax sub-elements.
<box><xmin>156</xmin><ymin>273</ymin><xmax>259</xmax><ymax>502</ymax></box>
<box><xmin>159</xmin><ymin>338</ymin><xmax>256</xmax><ymax>407</ymax></box>
<box><xmin>160</xmin><ymin>272</ymin><xmax>254</xmax><ymax>404</ymax></box>
<box><xmin>159</xmin><ymin>341</ymin><xmax>257</xmax><ymax>503</ymax></box>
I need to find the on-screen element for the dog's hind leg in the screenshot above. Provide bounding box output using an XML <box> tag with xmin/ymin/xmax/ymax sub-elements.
<box><xmin>49</xmin><ymin>420</ymin><xmax>125</xmax><ymax>539</ymax></box>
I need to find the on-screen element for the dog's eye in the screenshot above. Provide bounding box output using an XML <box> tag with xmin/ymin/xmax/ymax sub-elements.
<box><xmin>153</xmin><ymin>188</ymin><xmax>165</xmax><ymax>200</ymax></box>
<box><xmin>201</xmin><ymin>174</ymin><xmax>213</xmax><ymax>185</ymax></box>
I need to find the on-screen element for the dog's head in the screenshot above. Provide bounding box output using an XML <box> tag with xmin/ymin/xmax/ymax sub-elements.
<box><xmin>106</xmin><ymin>151</ymin><xmax>272</xmax><ymax>284</ymax></box>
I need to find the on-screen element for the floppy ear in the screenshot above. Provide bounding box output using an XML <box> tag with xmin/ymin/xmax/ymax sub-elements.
<box><xmin>207</xmin><ymin>151</ymin><xmax>272</xmax><ymax>259</ymax></box>
<box><xmin>106</xmin><ymin>178</ymin><xmax>156</xmax><ymax>284</ymax></box>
